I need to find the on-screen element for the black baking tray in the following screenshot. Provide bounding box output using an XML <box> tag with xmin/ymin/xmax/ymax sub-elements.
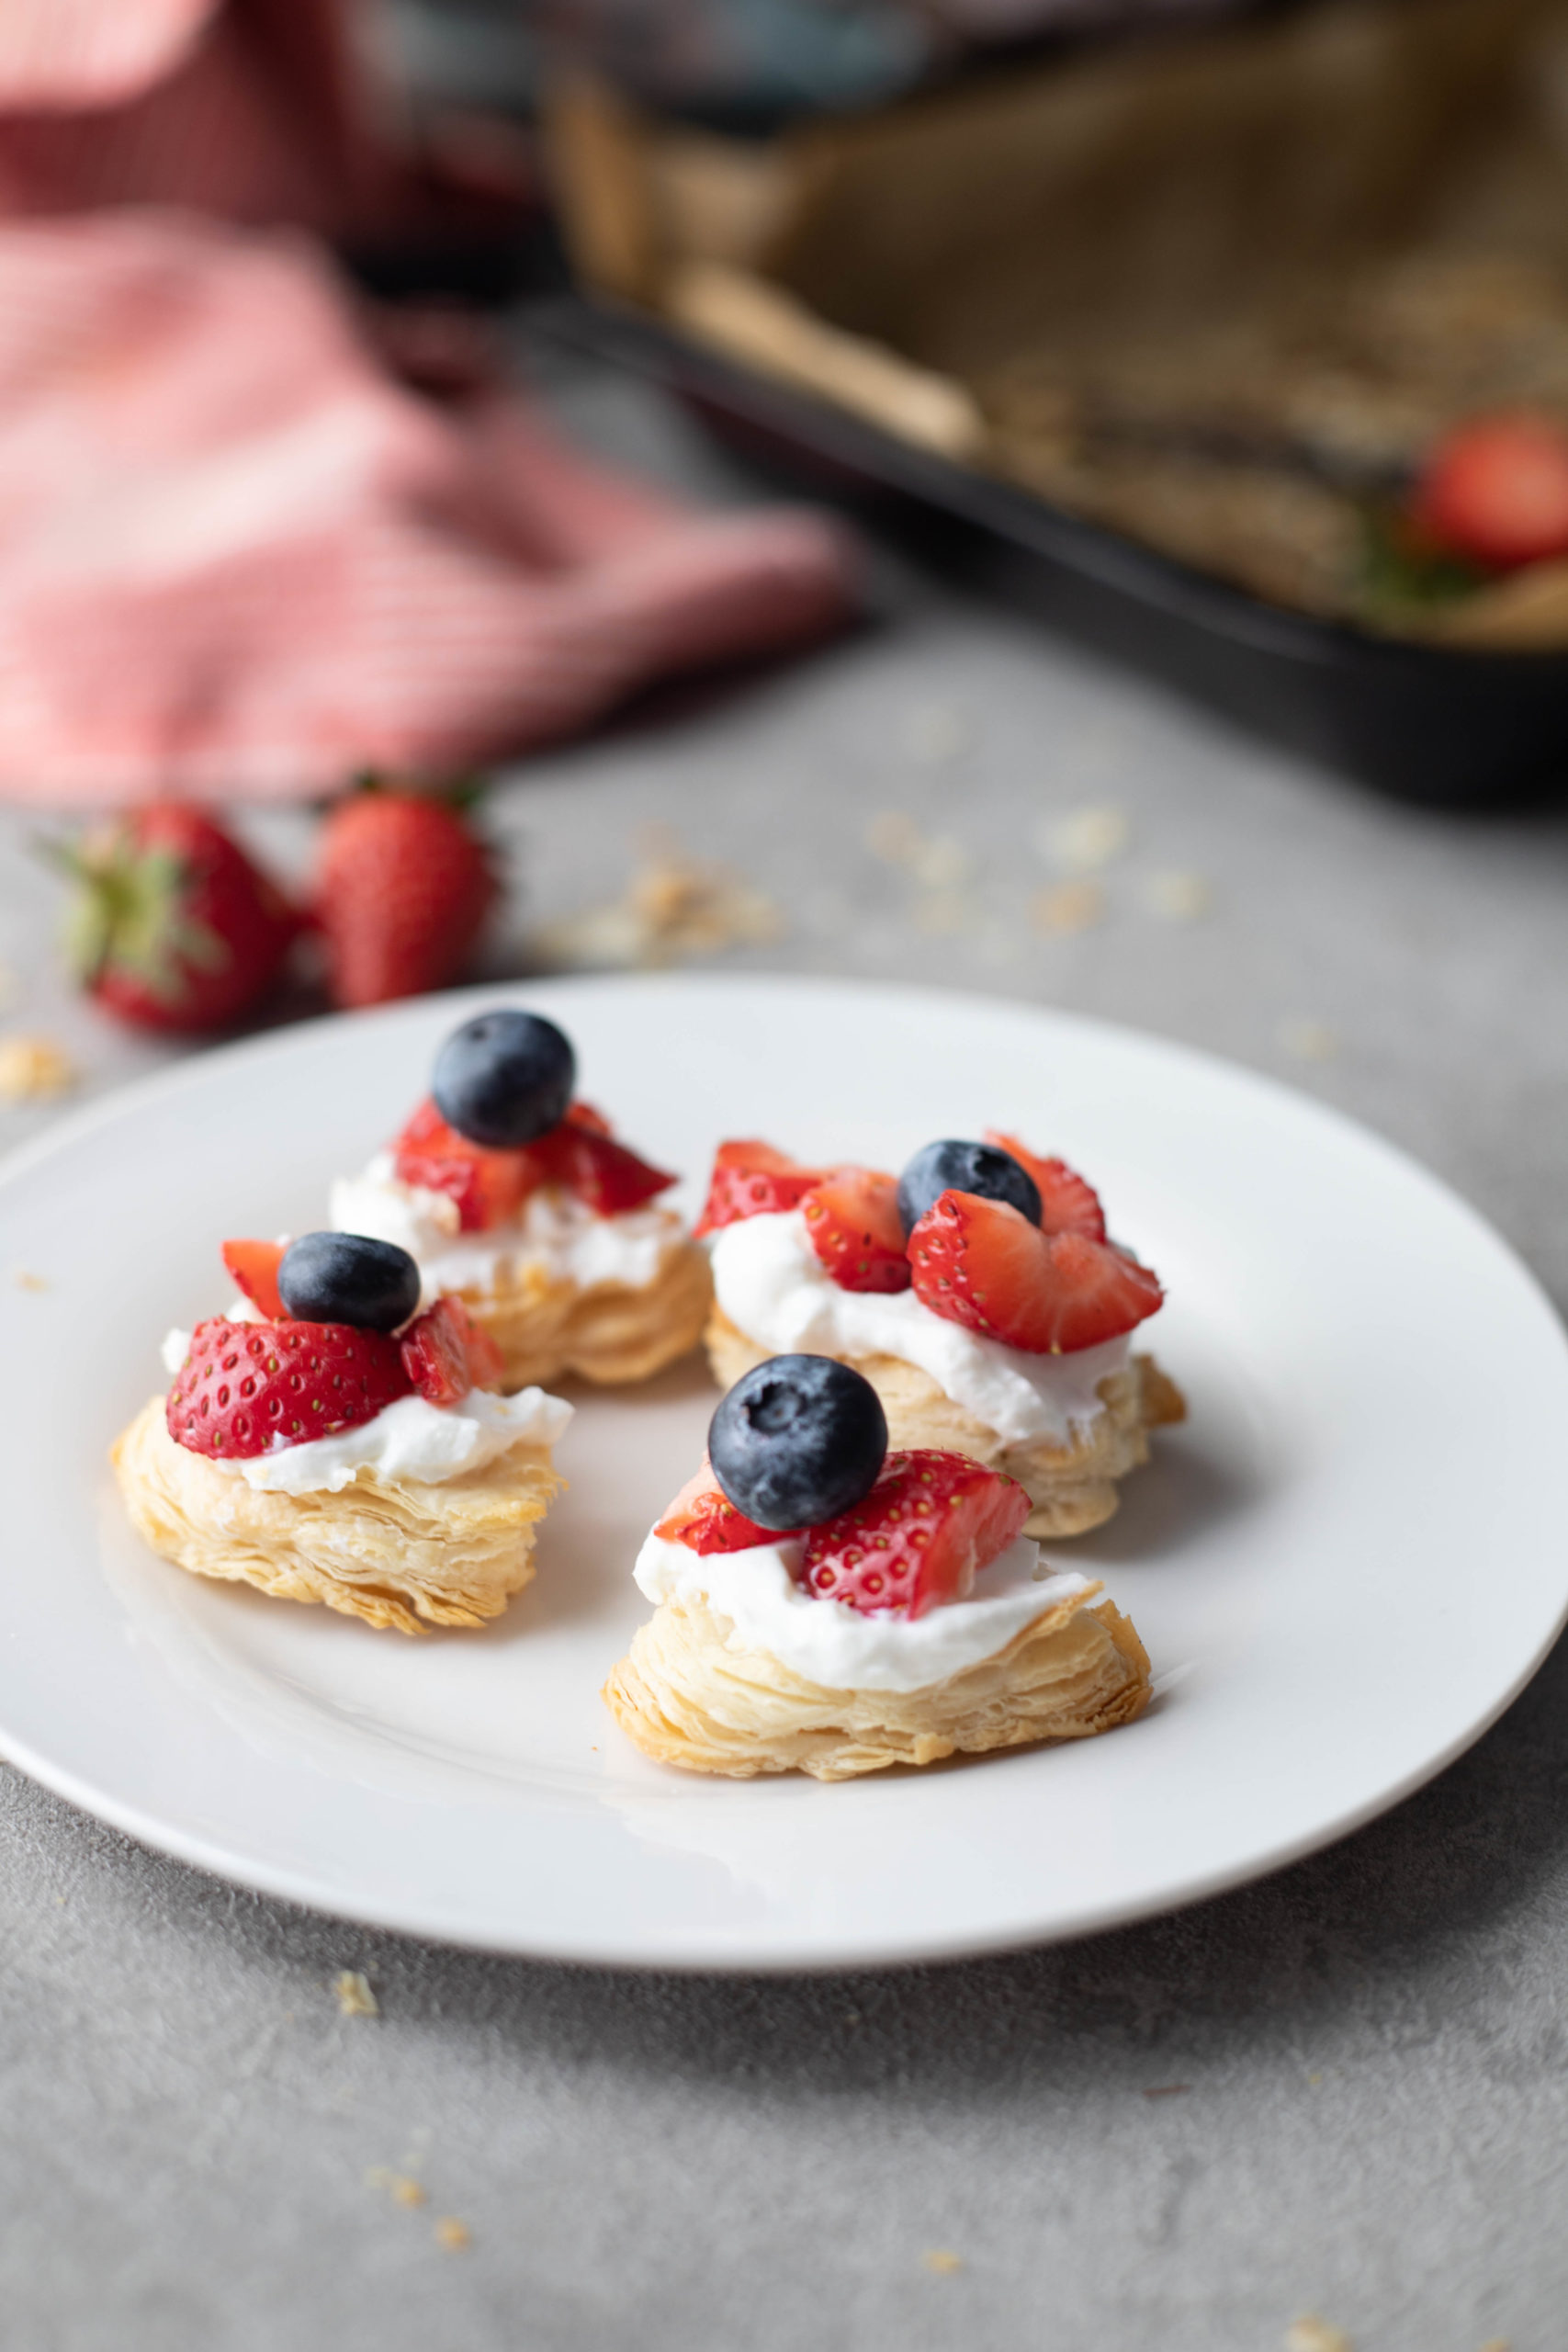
<box><xmin>532</xmin><ymin>291</ymin><xmax>1568</xmax><ymax>807</ymax></box>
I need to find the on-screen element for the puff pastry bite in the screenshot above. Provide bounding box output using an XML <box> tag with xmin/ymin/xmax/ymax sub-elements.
<box><xmin>604</xmin><ymin>1355</ymin><xmax>1151</xmax><ymax>1781</ymax></box>
<box><xmin>697</xmin><ymin>1133</ymin><xmax>1184</xmax><ymax>1538</ymax></box>
<box><xmin>329</xmin><ymin>1007</ymin><xmax>710</xmax><ymax>1395</ymax></box>
<box><xmin>112</xmin><ymin>1232</ymin><xmax>571</xmax><ymax>1634</ymax></box>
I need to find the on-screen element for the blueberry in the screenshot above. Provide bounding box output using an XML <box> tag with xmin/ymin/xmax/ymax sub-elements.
<box><xmin>896</xmin><ymin>1138</ymin><xmax>1042</xmax><ymax>1236</ymax></box>
<box><xmin>708</xmin><ymin>1355</ymin><xmax>887</xmax><ymax>1532</ymax></box>
<box><xmin>432</xmin><ymin>1010</ymin><xmax>575</xmax><ymax>1148</ymax></box>
<box><xmin>278</xmin><ymin>1232</ymin><xmax>421</xmax><ymax>1333</ymax></box>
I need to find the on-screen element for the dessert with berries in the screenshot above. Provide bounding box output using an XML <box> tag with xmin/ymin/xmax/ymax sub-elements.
<box><xmin>111</xmin><ymin>1231</ymin><xmax>573</xmax><ymax>1633</ymax></box>
<box><xmin>699</xmin><ymin>1133</ymin><xmax>1184</xmax><ymax>1538</ymax></box>
<box><xmin>329</xmin><ymin>1009</ymin><xmax>711</xmax><ymax>1393</ymax></box>
<box><xmin>604</xmin><ymin>1356</ymin><xmax>1150</xmax><ymax>1779</ymax></box>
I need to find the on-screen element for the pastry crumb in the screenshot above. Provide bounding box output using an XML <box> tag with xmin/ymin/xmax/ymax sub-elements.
<box><xmin>1037</xmin><ymin>805</ymin><xmax>1130</xmax><ymax>872</ymax></box>
<box><xmin>1278</xmin><ymin>1016</ymin><xmax>1338</xmax><ymax>1062</ymax></box>
<box><xmin>921</xmin><ymin>2249</ymin><xmax>964</xmax><ymax>2276</ymax></box>
<box><xmin>1286</xmin><ymin>2318</ymin><xmax>1352</xmax><ymax>2352</ymax></box>
<box><xmin>434</xmin><ymin>2217</ymin><xmax>471</xmax><ymax>2252</ymax></box>
<box><xmin>1143</xmin><ymin>869</ymin><xmax>1213</xmax><ymax>921</ymax></box>
<box><xmin>366</xmin><ymin>2166</ymin><xmax>426</xmax><ymax>2207</ymax></box>
<box><xmin>1142</xmin><ymin>2083</ymin><xmax>1190</xmax><ymax>2098</ymax></box>
<box><xmin>537</xmin><ymin>839</ymin><xmax>783</xmax><ymax>969</ymax></box>
<box><xmin>903</xmin><ymin>702</ymin><xmax>969</xmax><ymax>763</ymax></box>
<box><xmin>1032</xmin><ymin>879</ymin><xmax>1105</xmax><ymax>934</ymax></box>
<box><xmin>1476</xmin><ymin>2340</ymin><xmax>1510</xmax><ymax>2351</ymax></box>
<box><xmin>866</xmin><ymin>808</ymin><xmax>924</xmax><ymax>864</ymax></box>
<box><xmin>333</xmin><ymin>1970</ymin><xmax>378</xmax><ymax>2018</ymax></box>
<box><xmin>13</xmin><ymin>1269</ymin><xmax>49</xmax><ymax>1292</ymax></box>
<box><xmin>0</xmin><ymin>1033</ymin><xmax>77</xmax><ymax>1102</ymax></box>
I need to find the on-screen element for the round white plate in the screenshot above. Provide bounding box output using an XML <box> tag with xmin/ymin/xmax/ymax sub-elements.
<box><xmin>2</xmin><ymin>975</ymin><xmax>1564</xmax><ymax>1971</ymax></box>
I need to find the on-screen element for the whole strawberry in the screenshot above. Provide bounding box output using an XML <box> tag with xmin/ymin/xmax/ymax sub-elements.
<box><xmin>314</xmin><ymin>785</ymin><xmax>496</xmax><ymax>1009</ymax></box>
<box><xmin>56</xmin><ymin>803</ymin><xmax>297</xmax><ymax>1034</ymax></box>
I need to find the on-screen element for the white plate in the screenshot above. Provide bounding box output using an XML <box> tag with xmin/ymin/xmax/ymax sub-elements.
<box><xmin>2</xmin><ymin>975</ymin><xmax>1564</xmax><ymax>1970</ymax></box>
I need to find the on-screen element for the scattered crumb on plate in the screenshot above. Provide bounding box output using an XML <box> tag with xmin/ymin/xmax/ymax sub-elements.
<box><xmin>536</xmin><ymin>839</ymin><xmax>783</xmax><ymax>969</ymax></box>
<box><xmin>333</xmin><ymin>1970</ymin><xmax>378</xmax><ymax>2018</ymax></box>
<box><xmin>0</xmin><ymin>1034</ymin><xmax>77</xmax><ymax>1102</ymax></box>
<box><xmin>434</xmin><ymin>2217</ymin><xmax>472</xmax><ymax>2252</ymax></box>
<box><xmin>13</xmin><ymin>1270</ymin><xmax>49</xmax><ymax>1292</ymax></box>
<box><xmin>1032</xmin><ymin>879</ymin><xmax>1105</xmax><ymax>934</ymax></box>
<box><xmin>1278</xmin><ymin>1017</ymin><xmax>1338</xmax><ymax>1063</ymax></box>
<box><xmin>1286</xmin><ymin>2317</ymin><xmax>1352</xmax><ymax>2352</ymax></box>
<box><xmin>921</xmin><ymin>2250</ymin><xmax>964</xmax><ymax>2276</ymax></box>
<box><xmin>366</xmin><ymin>2166</ymin><xmax>425</xmax><ymax>2207</ymax></box>
<box><xmin>1036</xmin><ymin>806</ymin><xmax>1130</xmax><ymax>873</ymax></box>
<box><xmin>1142</xmin><ymin>869</ymin><xmax>1213</xmax><ymax>922</ymax></box>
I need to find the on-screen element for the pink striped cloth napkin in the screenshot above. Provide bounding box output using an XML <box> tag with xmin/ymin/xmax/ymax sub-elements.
<box><xmin>0</xmin><ymin>212</ymin><xmax>857</xmax><ymax>804</ymax></box>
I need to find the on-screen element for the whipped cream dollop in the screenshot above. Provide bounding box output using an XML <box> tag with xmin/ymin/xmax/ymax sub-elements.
<box><xmin>708</xmin><ymin>1210</ymin><xmax>1128</xmax><ymax>1447</ymax></box>
<box><xmin>635</xmin><ymin>1529</ymin><xmax>1091</xmax><ymax>1693</ymax></box>
<box><xmin>211</xmin><ymin>1384</ymin><xmax>572</xmax><ymax>1494</ymax></box>
<box><xmin>329</xmin><ymin>1153</ymin><xmax>682</xmax><ymax>1301</ymax></box>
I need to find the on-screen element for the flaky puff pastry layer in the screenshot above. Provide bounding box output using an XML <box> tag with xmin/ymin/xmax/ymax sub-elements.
<box><xmin>462</xmin><ymin>1238</ymin><xmax>712</xmax><ymax>1393</ymax></box>
<box><xmin>707</xmin><ymin>1308</ymin><xmax>1185</xmax><ymax>1539</ymax></box>
<box><xmin>603</xmin><ymin>1582</ymin><xmax>1151</xmax><ymax>1781</ymax></box>
<box><xmin>112</xmin><ymin>1397</ymin><xmax>562</xmax><ymax>1634</ymax></box>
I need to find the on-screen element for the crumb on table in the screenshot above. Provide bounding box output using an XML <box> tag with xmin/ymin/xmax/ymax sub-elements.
<box><xmin>0</xmin><ymin>1034</ymin><xmax>77</xmax><ymax>1102</ymax></box>
<box><xmin>920</xmin><ymin>2249</ymin><xmax>964</xmax><ymax>2276</ymax></box>
<box><xmin>1032</xmin><ymin>879</ymin><xmax>1105</xmax><ymax>934</ymax></box>
<box><xmin>434</xmin><ymin>2217</ymin><xmax>471</xmax><ymax>2252</ymax></box>
<box><xmin>333</xmin><ymin>1970</ymin><xmax>378</xmax><ymax>2018</ymax></box>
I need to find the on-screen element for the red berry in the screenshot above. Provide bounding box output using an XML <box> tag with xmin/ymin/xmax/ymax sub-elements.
<box><xmin>985</xmin><ymin>1130</ymin><xmax>1107</xmax><ymax>1241</ymax></box>
<box><xmin>909</xmin><ymin>1190</ymin><xmax>1162</xmax><ymax>1354</ymax></box>
<box><xmin>655</xmin><ymin>1464</ymin><xmax>780</xmax><ymax>1554</ymax></box>
<box><xmin>694</xmin><ymin>1141</ymin><xmax>831</xmax><ymax>1236</ymax></box>
<box><xmin>55</xmin><ymin>802</ymin><xmax>297</xmax><ymax>1035</ymax></box>
<box><xmin>166</xmin><ymin>1317</ymin><xmax>411</xmax><ymax>1460</ymax></box>
<box><xmin>220</xmin><ymin>1238</ymin><xmax>286</xmax><ymax>1320</ymax></box>
<box><xmin>393</xmin><ymin>1097</ymin><xmax>672</xmax><ymax>1228</ymax></box>
<box><xmin>393</xmin><ymin>1097</ymin><xmax>533</xmax><ymax>1232</ymax></box>
<box><xmin>1412</xmin><ymin>413</ymin><xmax>1568</xmax><ymax>573</ymax></box>
<box><xmin>400</xmin><ymin>1295</ymin><xmax>500</xmax><ymax>1404</ymax></box>
<box><xmin>801</xmin><ymin>1450</ymin><xmax>1030</xmax><ymax>1618</ymax></box>
<box><xmin>800</xmin><ymin>1167</ymin><xmax>910</xmax><ymax>1293</ymax></box>
<box><xmin>529</xmin><ymin>1104</ymin><xmax>675</xmax><ymax>1216</ymax></box>
<box><xmin>314</xmin><ymin>787</ymin><xmax>496</xmax><ymax>1010</ymax></box>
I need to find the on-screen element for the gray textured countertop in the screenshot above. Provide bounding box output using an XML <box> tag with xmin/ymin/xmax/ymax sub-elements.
<box><xmin>3</xmin><ymin>352</ymin><xmax>1566</xmax><ymax>2352</ymax></box>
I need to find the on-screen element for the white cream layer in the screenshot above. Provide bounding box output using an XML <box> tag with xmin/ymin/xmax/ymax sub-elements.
<box><xmin>635</xmin><ymin>1529</ymin><xmax>1090</xmax><ymax>1693</ymax></box>
<box><xmin>162</xmin><ymin>1320</ymin><xmax>573</xmax><ymax>1494</ymax></box>
<box><xmin>708</xmin><ymin>1209</ymin><xmax>1129</xmax><ymax>1447</ymax></box>
<box><xmin>329</xmin><ymin>1153</ymin><xmax>682</xmax><ymax>1303</ymax></box>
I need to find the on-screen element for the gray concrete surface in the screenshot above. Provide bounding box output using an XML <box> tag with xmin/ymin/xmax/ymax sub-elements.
<box><xmin>3</xmin><ymin>355</ymin><xmax>1567</xmax><ymax>2352</ymax></box>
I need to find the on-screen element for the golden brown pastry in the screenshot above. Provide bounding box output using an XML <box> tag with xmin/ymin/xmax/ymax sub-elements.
<box><xmin>604</xmin><ymin>1579</ymin><xmax>1150</xmax><ymax>1781</ymax></box>
<box><xmin>114</xmin><ymin>1396</ymin><xmax>563</xmax><ymax>1634</ymax></box>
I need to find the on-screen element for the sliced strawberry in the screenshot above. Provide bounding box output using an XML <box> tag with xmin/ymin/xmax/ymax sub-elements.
<box><xmin>984</xmin><ymin>1130</ymin><xmax>1108</xmax><ymax>1241</ymax></box>
<box><xmin>800</xmin><ymin>1168</ymin><xmax>910</xmax><ymax>1293</ymax></box>
<box><xmin>531</xmin><ymin>1108</ymin><xmax>675</xmax><ymax>1215</ymax></box>
<box><xmin>400</xmin><ymin>1295</ymin><xmax>494</xmax><ymax>1405</ymax></box>
<box><xmin>655</xmin><ymin>1464</ymin><xmax>781</xmax><ymax>1555</ymax></box>
<box><xmin>166</xmin><ymin>1316</ymin><xmax>411</xmax><ymax>1460</ymax></box>
<box><xmin>909</xmin><ymin>1190</ymin><xmax>1163</xmax><ymax>1353</ymax></box>
<box><xmin>393</xmin><ymin>1097</ymin><xmax>533</xmax><ymax>1232</ymax></box>
<box><xmin>801</xmin><ymin>1449</ymin><xmax>1030</xmax><ymax>1618</ymax></box>
<box><xmin>694</xmin><ymin>1140</ymin><xmax>831</xmax><ymax>1236</ymax></box>
<box><xmin>220</xmin><ymin>1238</ymin><xmax>286</xmax><ymax>1319</ymax></box>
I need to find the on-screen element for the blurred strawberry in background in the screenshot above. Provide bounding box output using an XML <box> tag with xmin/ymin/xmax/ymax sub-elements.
<box><xmin>52</xmin><ymin>802</ymin><xmax>299</xmax><ymax>1033</ymax></box>
<box><xmin>312</xmin><ymin>781</ymin><xmax>496</xmax><ymax>1009</ymax></box>
<box><xmin>1411</xmin><ymin>415</ymin><xmax>1568</xmax><ymax>576</ymax></box>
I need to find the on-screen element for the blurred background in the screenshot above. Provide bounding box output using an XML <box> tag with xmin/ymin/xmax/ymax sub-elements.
<box><xmin>4</xmin><ymin>0</ymin><xmax>1568</xmax><ymax>1296</ymax></box>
